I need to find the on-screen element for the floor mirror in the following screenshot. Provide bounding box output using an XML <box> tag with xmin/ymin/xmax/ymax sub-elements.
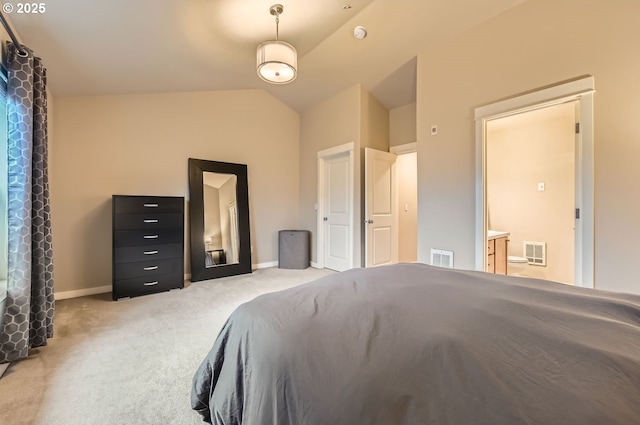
<box><xmin>188</xmin><ymin>158</ymin><xmax>252</xmax><ymax>281</ymax></box>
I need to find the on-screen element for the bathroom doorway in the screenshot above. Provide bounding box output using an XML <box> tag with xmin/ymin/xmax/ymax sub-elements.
<box><xmin>391</xmin><ymin>143</ymin><xmax>417</xmax><ymax>263</ymax></box>
<box><xmin>475</xmin><ymin>76</ymin><xmax>595</xmax><ymax>288</ymax></box>
<box><xmin>486</xmin><ymin>102</ymin><xmax>576</xmax><ymax>284</ymax></box>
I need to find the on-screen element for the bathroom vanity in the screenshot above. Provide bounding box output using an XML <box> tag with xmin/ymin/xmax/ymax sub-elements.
<box><xmin>487</xmin><ymin>230</ymin><xmax>509</xmax><ymax>275</ymax></box>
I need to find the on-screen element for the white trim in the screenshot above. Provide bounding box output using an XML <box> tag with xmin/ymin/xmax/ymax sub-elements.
<box><xmin>317</xmin><ymin>142</ymin><xmax>355</xmax><ymax>271</ymax></box>
<box><xmin>474</xmin><ymin>77</ymin><xmax>595</xmax><ymax>119</ymax></box>
<box><xmin>316</xmin><ymin>142</ymin><xmax>355</xmax><ymax>159</ymax></box>
<box><xmin>390</xmin><ymin>142</ymin><xmax>417</xmax><ymax>155</ymax></box>
<box><xmin>0</xmin><ymin>363</ymin><xmax>8</xmax><ymax>379</ymax></box>
<box><xmin>475</xmin><ymin>76</ymin><xmax>595</xmax><ymax>288</ymax></box>
<box><xmin>310</xmin><ymin>261</ymin><xmax>320</xmax><ymax>268</ymax></box>
<box><xmin>252</xmin><ymin>261</ymin><xmax>278</xmax><ymax>270</ymax></box>
<box><xmin>55</xmin><ymin>285</ymin><xmax>111</xmax><ymax>300</ymax></box>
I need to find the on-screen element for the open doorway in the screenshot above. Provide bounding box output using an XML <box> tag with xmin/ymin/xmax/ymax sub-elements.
<box><xmin>475</xmin><ymin>76</ymin><xmax>595</xmax><ymax>288</ymax></box>
<box><xmin>363</xmin><ymin>144</ymin><xmax>417</xmax><ymax>267</ymax></box>
<box><xmin>393</xmin><ymin>147</ymin><xmax>417</xmax><ymax>263</ymax></box>
<box><xmin>486</xmin><ymin>102</ymin><xmax>576</xmax><ymax>284</ymax></box>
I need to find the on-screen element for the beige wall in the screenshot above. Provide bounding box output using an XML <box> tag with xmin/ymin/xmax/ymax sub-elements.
<box><xmin>487</xmin><ymin>102</ymin><xmax>575</xmax><ymax>284</ymax></box>
<box><xmin>416</xmin><ymin>0</ymin><xmax>640</xmax><ymax>294</ymax></box>
<box><xmin>52</xmin><ymin>89</ymin><xmax>299</xmax><ymax>294</ymax></box>
<box><xmin>360</xmin><ymin>89</ymin><xmax>390</xmax><ymax>265</ymax></box>
<box><xmin>390</xmin><ymin>102</ymin><xmax>416</xmax><ymax>147</ymax></box>
<box><xmin>360</xmin><ymin>88</ymin><xmax>389</xmax><ymax>152</ymax></box>
<box><xmin>299</xmin><ymin>85</ymin><xmax>361</xmax><ymax>265</ymax></box>
<box><xmin>299</xmin><ymin>84</ymin><xmax>390</xmax><ymax>266</ymax></box>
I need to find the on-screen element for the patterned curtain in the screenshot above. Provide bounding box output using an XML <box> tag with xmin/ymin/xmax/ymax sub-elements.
<box><xmin>0</xmin><ymin>43</ymin><xmax>54</xmax><ymax>364</ymax></box>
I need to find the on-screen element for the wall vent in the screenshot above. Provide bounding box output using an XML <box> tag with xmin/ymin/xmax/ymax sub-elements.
<box><xmin>523</xmin><ymin>241</ymin><xmax>546</xmax><ymax>266</ymax></box>
<box><xmin>430</xmin><ymin>249</ymin><xmax>454</xmax><ymax>269</ymax></box>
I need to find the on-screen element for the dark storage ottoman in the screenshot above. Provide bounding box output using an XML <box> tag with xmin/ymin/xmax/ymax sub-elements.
<box><xmin>278</xmin><ymin>230</ymin><xmax>310</xmax><ymax>269</ymax></box>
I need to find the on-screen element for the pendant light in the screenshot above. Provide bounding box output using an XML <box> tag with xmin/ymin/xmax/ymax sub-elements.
<box><xmin>256</xmin><ymin>4</ymin><xmax>297</xmax><ymax>84</ymax></box>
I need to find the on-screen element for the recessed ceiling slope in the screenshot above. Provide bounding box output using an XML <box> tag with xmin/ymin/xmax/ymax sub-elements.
<box><xmin>8</xmin><ymin>0</ymin><xmax>527</xmax><ymax>112</ymax></box>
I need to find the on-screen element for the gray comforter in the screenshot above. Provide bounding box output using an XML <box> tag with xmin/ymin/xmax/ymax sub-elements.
<box><xmin>191</xmin><ymin>263</ymin><xmax>640</xmax><ymax>424</ymax></box>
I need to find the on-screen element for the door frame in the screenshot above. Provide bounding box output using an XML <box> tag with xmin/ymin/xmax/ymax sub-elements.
<box><xmin>390</xmin><ymin>142</ymin><xmax>417</xmax><ymax>155</ymax></box>
<box><xmin>474</xmin><ymin>76</ymin><xmax>595</xmax><ymax>288</ymax></box>
<box><xmin>316</xmin><ymin>142</ymin><xmax>355</xmax><ymax>270</ymax></box>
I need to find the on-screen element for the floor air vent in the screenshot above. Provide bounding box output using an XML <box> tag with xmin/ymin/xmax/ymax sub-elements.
<box><xmin>523</xmin><ymin>241</ymin><xmax>546</xmax><ymax>266</ymax></box>
<box><xmin>430</xmin><ymin>249</ymin><xmax>454</xmax><ymax>269</ymax></box>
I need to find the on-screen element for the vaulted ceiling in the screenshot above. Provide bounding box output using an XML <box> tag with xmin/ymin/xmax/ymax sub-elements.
<box><xmin>8</xmin><ymin>0</ymin><xmax>526</xmax><ymax>112</ymax></box>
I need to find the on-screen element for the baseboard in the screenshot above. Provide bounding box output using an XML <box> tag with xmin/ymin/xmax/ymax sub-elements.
<box><xmin>252</xmin><ymin>261</ymin><xmax>278</xmax><ymax>270</ymax></box>
<box><xmin>54</xmin><ymin>264</ymin><xmax>313</xmax><ymax>300</ymax></box>
<box><xmin>54</xmin><ymin>285</ymin><xmax>112</xmax><ymax>301</ymax></box>
<box><xmin>310</xmin><ymin>261</ymin><xmax>320</xmax><ymax>268</ymax></box>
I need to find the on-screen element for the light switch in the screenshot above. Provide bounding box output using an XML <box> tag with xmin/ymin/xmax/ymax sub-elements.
<box><xmin>538</xmin><ymin>182</ymin><xmax>545</xmax><ymax>191</ymax></box>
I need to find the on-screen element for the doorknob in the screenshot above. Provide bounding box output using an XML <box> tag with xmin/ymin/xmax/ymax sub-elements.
<box><xmin>364</xmin><ymin>219</ymin><xmax>373</xmax><ymax>224</ymax></box>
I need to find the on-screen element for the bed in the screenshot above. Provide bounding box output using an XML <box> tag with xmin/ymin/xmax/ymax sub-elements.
<box><xmin>191</xmin><ymin>263</ymin><xmax>640</xmax><ymax>425</ymax></box>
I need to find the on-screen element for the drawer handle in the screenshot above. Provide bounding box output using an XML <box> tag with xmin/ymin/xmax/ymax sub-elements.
<box><xmin>143</xmin><ymin>203</ymin><xmax>159</xmax><ymax>208</ymax></box>
<box><xmin>144</xmin><ymin>266</ymin><xmax>159</xmax><ymax>271</ymax></box>
<box><xmin>144</xmin><ymin>219</ymin><xmax>159</xmax><ymax>223</ymax></box>
<box><xmin>143</xmin><ymin>235</ymin><xmax>159</xmax><ymax>239</ymax></box>
<box><xmin>143</xmin><ymin>281</ymin><xmax>159</xmax><ymax>286</ymax></box>
<box><xmin>143</xmin><ymin>250</ymin><xmax>159</xmax><ymax>255</ymax></box>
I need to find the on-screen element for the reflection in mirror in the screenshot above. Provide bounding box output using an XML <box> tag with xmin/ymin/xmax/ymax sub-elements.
<box><xmin>189</xmin><ymin>158</ymin><xmax>252</xmax><ymax>282</ymax></box>
<box><xmin>203</xmin><ymin>172</ymin><xmax>239</xmax><ymax>268</ymax></box>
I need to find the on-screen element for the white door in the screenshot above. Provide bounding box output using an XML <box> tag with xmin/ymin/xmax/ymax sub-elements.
<box><xmin>323</xmin><ymin>153</ymin><xmax>352</xmax><ymax>271</ymax></box>
<box><xmin>364</xmin><ymin>148</ymin><xmax>397</xmax><ymax>267</ymax></box>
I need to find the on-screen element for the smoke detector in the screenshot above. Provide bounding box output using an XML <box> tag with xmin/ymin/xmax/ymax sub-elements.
<box><xmin>353</xmin><ymin>26</ymin><xmax>367</xmax><ymax>39</ymax></box>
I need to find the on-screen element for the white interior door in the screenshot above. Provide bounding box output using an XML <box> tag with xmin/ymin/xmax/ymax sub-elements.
<box><xmin>323</xmin><ymin>153</ymin><xmax>352</xmax><ymax>271</ymax></box>
<box><xmin>365</xmin><ymin>148</ymin><xmax>397</xmax><ymax>267</ymax></box>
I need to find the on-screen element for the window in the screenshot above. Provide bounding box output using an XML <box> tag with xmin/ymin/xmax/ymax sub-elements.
<box><xmin>0</xmin><ymin>68</ymin><xmax>7</xmax><ymax>300</ymax></box>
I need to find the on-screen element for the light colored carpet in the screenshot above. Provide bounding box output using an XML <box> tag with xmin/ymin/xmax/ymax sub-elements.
<box><xmin>0</xmin><ymin>267</ymin><xmax>334</xmax><ymax>425</ymax></box>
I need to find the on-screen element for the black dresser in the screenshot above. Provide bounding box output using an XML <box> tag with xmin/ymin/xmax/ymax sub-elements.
<box><xmin>112</xmin><ymin>195</ymin><xmax>184</xmax><ymax>300</ymax></box>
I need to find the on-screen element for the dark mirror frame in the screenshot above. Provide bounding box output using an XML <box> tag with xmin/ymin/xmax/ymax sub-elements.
<box><xmin>188</xmin><ymin>158</ymin><xmax>252</xmax><ymax>282</ymax></box>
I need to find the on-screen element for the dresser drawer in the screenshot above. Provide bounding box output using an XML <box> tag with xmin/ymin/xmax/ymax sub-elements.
<box><xmin>114</xmin><ymin>257</ymin><xmax>183</xmax><ymax>280</ymax></box>
<box><xmin>113</xmin><ymin>272</ymin><xmax>183</xmax><ymax>299</ymax></box>
<box><xmin>113</xmin><ymin>229</ymin><xmax>183</xmax><ymax>247</ymax></box>
<box><xmin>114</xmin><ymin>243</ymin><xmax>183</xmax><ymax>264</ymax></box>
<box><xmin>113</xmin><ymin>196</ymin><xmax>183</xmax><ymax>214</ymax></box>
<box><xmin>114</xmin><ymin>213</ymin><xmax>183</xmax><ymax>230</ymax></box>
